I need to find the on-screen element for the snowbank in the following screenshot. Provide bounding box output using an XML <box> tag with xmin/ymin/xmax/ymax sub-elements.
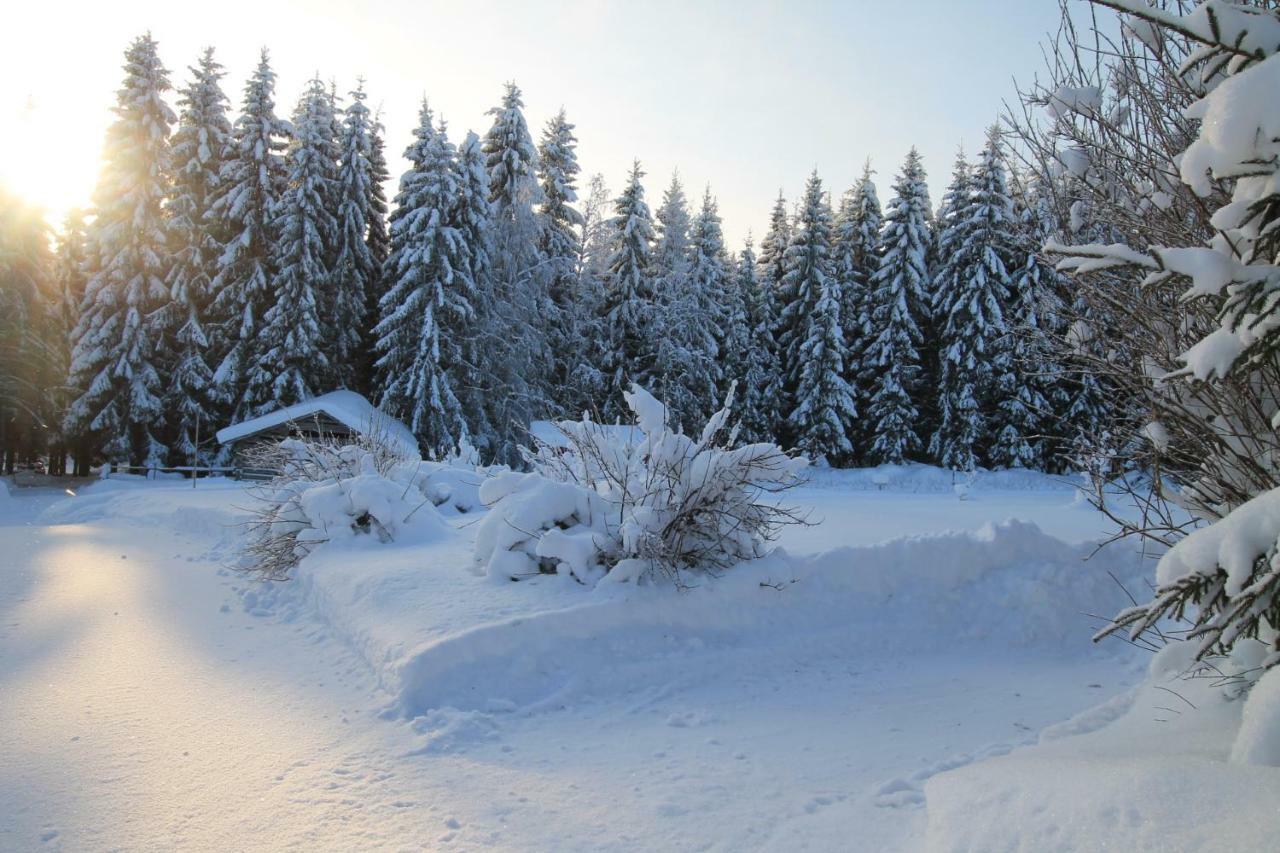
<box><xmin>270</xmin><ymin>517</ymin><xmax>1149</xmax><ymax>719</ymax></box>
<box><xmin>39</xmin><ymin>479</ymin><xmax>248</xmax><ymax>540</ymax></box>
<box><xmin>922</xmin><ymin>641</ymin><xmax>1280</xmax><ymax>852</ymax></box>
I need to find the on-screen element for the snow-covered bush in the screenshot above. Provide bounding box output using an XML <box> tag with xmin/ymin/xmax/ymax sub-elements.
<box><xmin>474</xmin><ymin>383</ymin><xmax>808</xmax><ymax>586</ymax></box>
<box><xmin>1048</xmin><ymin>3</ymin><xmax>1280</xmax><ymax>672</ymax></box>
<box><xmin>239</xmin><ymin>431</ymin><xmax>483</xmax><ymax>581</ymax></box>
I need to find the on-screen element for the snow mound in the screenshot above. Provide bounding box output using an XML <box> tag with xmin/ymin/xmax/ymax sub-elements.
<box><xmin>1231</xmin><ymin>666</ymin><xmax>1280</xmax><ymax>766</ymax></box>
<box><xmin>922</xmin><ymin>639</ymin><xmax>1280</xmax><ymax>851</ymax></box>
<box><xmin>391</xmin><ymin>520</ymin><xmax>1146</xmax><ymax>717</ymax></box>
<box><xmin>38</xmin><ymin>480</ymin><xmax>248</xmax><ymax>538</ymax></box>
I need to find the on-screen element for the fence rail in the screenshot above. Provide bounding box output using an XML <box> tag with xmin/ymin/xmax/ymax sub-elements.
<box><xmin>103</xmin><ymin>464</ymin><xmax>276</xmax><ymax>481</ymax></box>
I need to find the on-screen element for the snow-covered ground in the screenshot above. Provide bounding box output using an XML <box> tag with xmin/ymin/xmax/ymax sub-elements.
<box><xmin>1</xmin><ymin>469</ymin><xmax>1276</xmax><ymax>851</ymax></box>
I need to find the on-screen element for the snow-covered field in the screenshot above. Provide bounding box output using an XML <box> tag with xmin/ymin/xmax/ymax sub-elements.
<box><xmin>2</xmin><ymin>469</ymin><xmax>1277</xmax><ymax>851</ymax></box>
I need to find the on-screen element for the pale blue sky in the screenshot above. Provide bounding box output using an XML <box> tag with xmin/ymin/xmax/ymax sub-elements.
<box><xmin>4</xmin><ymin>0</ymin><xmax>1063</xmax><ymax>244</ymax></box>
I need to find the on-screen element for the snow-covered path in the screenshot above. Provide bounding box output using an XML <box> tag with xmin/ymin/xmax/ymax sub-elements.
<box><xmin>1</xmin><ymin>482</ymin><xmax>1142</xmax><ymax>851</ymax></box>
<box><xmin>0</xmin><ymin>493</ymin><xmax>423</xmax><ymax>850</ymax></box>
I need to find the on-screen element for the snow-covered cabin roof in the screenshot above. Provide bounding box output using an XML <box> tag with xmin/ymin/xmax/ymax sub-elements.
<box><xmin>215</xmin><ymin>391</ymin><xmax>420</xmax><ymax>459</ymax></box>
<box><xmin>528</xmin><ymin>420</ymin><xmax>645</xmax><ymax>450</ymax></box>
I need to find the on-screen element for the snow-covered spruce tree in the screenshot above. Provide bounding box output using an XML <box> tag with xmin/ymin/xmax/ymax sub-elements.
<box><xmin>318</xmin><ymin>80</ymin><xmax>346</xmax><ymax>382</ymax></box>
<box><xmin>600</xmin><ymin>160</ymin><xmax>658</xmax><ymax>416</ymax></box>
<box><xmin>832</xmin><ymin>164</ymin><xmax>882</xmax><ymax>462</ymax></box>
<box><xmin>536</xmin><ymin>108</ymin><xmax>585</xmax><ymax>413</ymax></box>
<box><xmin>330</xmin><ymin>80</ymin><xmax>378</xmax><ymax>391</ymax></box>
<box><xmin>163</xmin><ymin>47</ymin><xmax>231</xmax><ymax>464</ymax></box>
<box><xmin>1060</xmin><ymin>1</ymin><xmax>1280</xmax><ymax>673</ymax></box>
<box><xmin>65</xmin><ymin>34</ymin><xmax>174</xmax><ymax>465</ymax></box>
<box><xmin>735</xmin><ymin>239</ymin><xmax>782</xmax><ymax>444</ymax></box>
<box><xmin>770</xmin><ymin>190</ymin><xmax>803</xmax><ymax>416</ymax></box>
<box><xmin>749</xmin><ymin>192</ymin><xmax>791</xmax><ymax>442</ymax></box>
<box><xmin>779</xmin><ymin>171</ymin><xmax>857</xmax><ymax>463</ymax></box>
<box><xmin>578</xmin><ymin>172</ymin><xmax>613</xmax><ymax>288</ymax></box>
<box><xmin>53</xmin><ymin>210</ymin><xmax>90</xmax><ymax>349</ymax></box>
<box><xmin>930</xmin><ymin>130</ymin><xmax>1018</xmax><ymax>471</ymax></box>
<box><xmin>862</xmin><ymin>150</ymin><xmax>932</xmax><ymax>465</ymax></box>
<box><xmin>648</xmin><ymin>170</ymin><xmax>694</xmax><ymax>419</ymax></box>
<box><xmin>693</xmin><ymin>188</ymin><xmax>742</xmax><ymax>388</ymax></box>
<box><xmin>656</xmin><ymin>185</ymin><xmax>725</xmax><ymax>432</ymax></box>
<box><xmin>356</xmin><ymin>110</ymin><xmax>391</xmax><ymax>394</ymax></box>
<box><xmin>563</xmin><ymin>172</ymin><xmax>612</xmax><ymax>413</ymax></box>
<box><xmin>208</xmin><ymin>49</ymin><xmax>289</xmax><ymax>421</ymax></box>
<box><xmin>482</xmin><ymin>82</ymin><xmax>549</xmax><ymax>461</ymax></box>
<box><xmin>243</xmin><ymin>77</ymin><xmax>338</xmax><ymax>413</ymax></box>
<box><xmin>452</xmin><ymin>130</ymin><xmax>498</xmax><ymax>452</ymax></box>
<box><xmin>980</xmin><ymin>132</ymin><xmax>1042</xmax><ymax>470</ymax></box>
<box><xmin>374</xmin><ymin>103</ymin><xmax>470</xmax><ymax>456</ymax></box>
<box><xmin>719</xmin><ymin>232</ymin><xmax>753</xmax><ymax>404</ymax></box>
<box><xmin>757</xmin><ymin>191</ymin><xmax>791</xmax><ymax>301</ymax></box>
<box><xmin>1000</xmin><ymin>174</ymin><xmax>1062</xmax><ymax>471</ymax></box>
<box><xmin>652</xmin><ymin>171</ymin><xmax>693</xmax><ymax>287</ymax></box>
<box><xmin>927</xmin><ymin>148</ymin><xmax>973</xmax><ymax>467</ymax></box>
<box><xmin>40</xmin><ymin>210</ymin><xmax>88</xmax><ymax>474</ymax></box>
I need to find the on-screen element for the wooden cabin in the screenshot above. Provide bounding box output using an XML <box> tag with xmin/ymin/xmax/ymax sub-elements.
<box><xmin>215</xmin><ymin>391</ymin><xmax>420</xmax><ymax>465</ymax></box>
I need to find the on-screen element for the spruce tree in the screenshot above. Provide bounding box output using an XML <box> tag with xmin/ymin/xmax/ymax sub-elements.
<box><xmin>757</xmin><ymin>192</ymin><xmax>791</xmax><ymax>302</ymax></box>
<box><xmin>994</xmin><ymin>176</ymin><xmax>1059</xmax><ymax>470</ymax></box>
<box><xmin>331</xmin><ymin>79</ymin><xmax>377</xmax><ymax>391</ymax></box>
<box><xmin>832</xmin><ymin>163</ymin><xmax>882</xmax><ymax>461</ymax></box>
<box><xmin>932</xmin><ymin>130</ymin><xmax>1018</xmax><ymax>470</ymax></box>
<box><xmin>357</xmin><ymin>110</ymin><xmax>392</xmax><ymax>394</ymax></box>
<box><xmin>652</xmin><ymin>172</ymin><xmax>693</xmax><ymax>289</ymax></box>
<box><xmin>374</xmin><ymin>104</ymin><xmax>470</xmax><ymax>455</ymax></box>
<box><xmin>52</xmin><ymin>209</ymin><xmax>90</xmax><ymax>444</ymax></box>
<box><xmin>244</xmin><ymin>77</ymin><xmax>337</xmax><ymax>412</ymax></box>
<box><xmin>578</xmin><ymin>173</ymin><xmax>613</xmax><ymax>288</ymax></box>
<box><xmin>757</xmin><ymin>192</ymin><xmax>788</xmax><ymax>368</ymax></box>
<box><xmin>601</xmin><ymin>160</ymin><xmax>657</xmax><ymax>415</ymax></box>
<box><xmin>482</xmin><ymin>82</ymin><xmax>548</xmax><ymax>459</ymax></box>
<box><xmin>656</xmin><ymin>185</ymin><xmax>724</xmax><ymax>430</ymax></box>
<box><xmin>928</xmin><ymin>149</ymin><xmax>974</xmax><ymax>467</ymax></box>
<box><xmin>863</xmin><ymin>149</ymin><xmax>932</xmax><ymax>465</ymax></box>
<box><xmin>718</xmin><ymin>230</ymin><xmax>753</xmax><ymax>400</ymax></box>
<box><xmin>65</xmin><ymin>34</ymin><xmax>174</xmax><ymax>465</ymax></box>
<box><xmin>536</xmin><ymin>108</ymin><xmax>584</xmax><ymax>412</ymax></box>
<box><xmin>164</xmin><ymin>47</ymin><xmax>231</xmax><ymax>463</ymax></box>
<box><xmin>565</xmin><ymin>172</ymin><xmax>612</xmax><ymax>413</ymax></box>
<box><xmin>737</xmin><ymin>238</ymin><xmax>781</xmax><ymax>443</ymax></box>
<box><xmin>452</xmin><ymin>130</ymin><xmax>497</xmax><ymax>452</ymax></box>
<box><xmin>780</xmin><ymin>171</ymin><xmax>857</xmax><ymax>462</ymax></box>
<box><xmin>208</xmin><ymin>50</ymin><xmax>289</xmax><ymax>421</ymax></box>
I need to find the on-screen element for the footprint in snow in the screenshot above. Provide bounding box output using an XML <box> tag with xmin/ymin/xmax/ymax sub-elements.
<box><xmin>872</xmin><ymin>778</ymin><xmax>925</xmax><ymax>809</ymax></box>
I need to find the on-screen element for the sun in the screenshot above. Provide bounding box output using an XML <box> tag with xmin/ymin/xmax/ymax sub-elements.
<box><xmin>1</xmin><ymin>93</ymin><xmax>102</xmax><ymax>228</ymax></box>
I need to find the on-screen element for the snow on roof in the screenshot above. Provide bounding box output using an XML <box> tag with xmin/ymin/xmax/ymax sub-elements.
<box><xmin>215</xmin><ymin>391</ymin><xmax>420</xmax><ymax>459</ymax></box>
<box><xmin>528</xmin><ymin>419</ymin><xmax>645</xmax><ymax>449</ymax></box>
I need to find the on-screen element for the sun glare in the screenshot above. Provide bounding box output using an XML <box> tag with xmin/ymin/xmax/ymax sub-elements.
<box><xmin>2</xmin><ymin>94</ymin><xmax>99</xmax><ymax>227</ymax></box>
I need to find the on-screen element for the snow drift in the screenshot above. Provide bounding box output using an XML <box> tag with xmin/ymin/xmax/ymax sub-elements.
<box><xmin>922</xmin><ymin>639</ymin><xmax>1280</xmax><ymax>852</ymax></box>
<box><xmin>392</xmin><ymin>520</ymin><xmax>1145</xmax><ymax>717</ymax></box>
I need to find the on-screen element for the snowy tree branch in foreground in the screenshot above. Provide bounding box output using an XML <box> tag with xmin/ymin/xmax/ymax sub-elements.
<box><xmin>474</xmin><ymin>384</ymin><xmax>810</xmax><ymax>587</ymax></box>
<box><xmin>1044</xmin><ymin>1</ymin><xmax>1280</xmax><ymax>670</ymax></box>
